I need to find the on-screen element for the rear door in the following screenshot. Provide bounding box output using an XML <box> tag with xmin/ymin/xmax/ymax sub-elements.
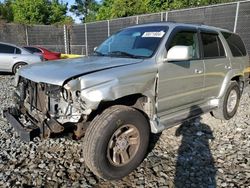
<box><xmin>200</xmin><ymin>30</ymin><xmax>230</xmax><ymax>99</ymax></box>
<box><xmin>157</xmin><ymin>27</ymin><xmax>205</xmax><ymax>116</ymax></box>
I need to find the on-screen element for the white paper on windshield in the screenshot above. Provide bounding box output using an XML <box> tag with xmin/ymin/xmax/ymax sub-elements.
<box><xmin>142</xmin><ymin>31</ymin><xmax>165</xmax><ymax>38</ymax></box>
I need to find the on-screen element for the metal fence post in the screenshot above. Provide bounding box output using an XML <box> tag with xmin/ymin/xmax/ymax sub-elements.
<box><xmin>136</xmin><ymin>16</ymin><xmax>139</xmax><ymax>24</ymax></box>
<box><xmin>25</xmin><ymin>25</ymin><xmax>29</xmax><ymax>46</ymax></box>
<box><xmin>165</xmin><ymin>11</ymin><xmax>169</xmax><ymax>21</ymax></box>
<box><xmin>234</xmin><ymin>2</ymin><xmax>240</xmax><ymax>33</ymax></box>
<box><xmin>63</xmin><ymin>25</ymin><xmax>69</xmax><ymax>54</ymax></box>
<box><xmin>85</xmin><ymin>23</ymin><xmax>88</xmax><ymax>56</ymax></box>
<box><xmin>107</xmin><ymin>20</ymin><xmax>110</xmax><ymax>37</ymax></box>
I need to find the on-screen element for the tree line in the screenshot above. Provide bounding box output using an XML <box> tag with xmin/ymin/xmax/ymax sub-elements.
<box><xmin>0</xmin><ymin>0</ymin><xmax>236</xmax><ymax>25</ymax></box>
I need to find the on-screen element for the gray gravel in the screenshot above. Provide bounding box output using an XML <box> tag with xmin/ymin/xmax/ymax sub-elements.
<box><xmin>0</xmin><ymin>75</ymin><xmax>249</xmax><ymax>188</ymax></box>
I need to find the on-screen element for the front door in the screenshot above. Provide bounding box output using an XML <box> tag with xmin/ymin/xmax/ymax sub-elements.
<box><xmin>157</xmin><ymin>29</ymin><xmax>205</xmax><ymax>117</ymax></box>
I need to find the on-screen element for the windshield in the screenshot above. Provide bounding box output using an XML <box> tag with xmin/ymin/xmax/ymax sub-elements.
<box><xmin>95</xmin><ymin>26</ymin><xmax>168</xmax><ymax>58</ymax></box>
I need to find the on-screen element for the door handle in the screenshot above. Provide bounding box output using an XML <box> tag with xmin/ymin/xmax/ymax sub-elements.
<box><xmin>194</xmin><ymin>69</ymin><xmax>203</xmax><ymax>74</ymax></box>
<box><xmin>225</xmin><ymin>65</ymin><xmax>232</xmax><ymax>70</ymax></box>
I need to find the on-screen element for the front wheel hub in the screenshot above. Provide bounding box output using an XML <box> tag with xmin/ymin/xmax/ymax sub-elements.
<box><xmin>227</xmin><ymin>89</ymin><xmax>237</xmax><ymax>113</ymax></box>
<box><xmin>107</xmin><ymin>124</ymin><xmax>140</xmax><ymax>166</ymax></box>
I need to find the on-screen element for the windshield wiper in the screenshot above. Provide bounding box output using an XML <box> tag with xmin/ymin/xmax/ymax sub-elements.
<box><xmin>108</xmin><ymin>51</ymin><xmax>143</xmax><ymax>59</ymax></box>
<box><xmin>94</xmin><ymin>51</ymin><xmax>106</xmax><ymax>56</ymax></box>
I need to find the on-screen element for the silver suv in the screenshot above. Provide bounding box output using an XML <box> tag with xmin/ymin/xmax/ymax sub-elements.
<box><xmin>0</xmin><ymin>42</ymin><xmax>43</xmax><ymax>74</ymax></box>
<box><xmin>4</xmin><ymin>22</ymin><xmax>250</xmax><ymax>180</ymax></box>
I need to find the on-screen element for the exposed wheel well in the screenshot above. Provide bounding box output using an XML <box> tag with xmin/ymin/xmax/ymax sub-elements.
<box><xmin>231</xmin><ymin>76</ymin><xmax>244</xmax><ymax>93</ymax></box>
<box><xmin>12</xmin><ymin>62</ymin><xmax>28</xmax><ymax>73</ymax></box>
<box><xmin>88</xmin><ymin>94</ymin><xmax>154</xmax><ymax>121</ymax></box>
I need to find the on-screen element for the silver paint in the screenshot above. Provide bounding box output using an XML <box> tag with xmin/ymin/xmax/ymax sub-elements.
<box><xmin>15</xmin><ymin>22</ymin><xmax>250</xmax><ymax>133</ymax></box>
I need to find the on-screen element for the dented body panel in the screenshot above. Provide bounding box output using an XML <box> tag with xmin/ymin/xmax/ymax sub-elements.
<box><xmin>17</xmin><ymin>56</ymin><xmax>144</xmax><ymax>86</ymax></box>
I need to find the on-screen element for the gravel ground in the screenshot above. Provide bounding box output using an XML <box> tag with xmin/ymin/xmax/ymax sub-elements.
<box><xmin>0</xmin><ymin>75</ymin><xmax>249</xmax><ymax>188</ymax></box>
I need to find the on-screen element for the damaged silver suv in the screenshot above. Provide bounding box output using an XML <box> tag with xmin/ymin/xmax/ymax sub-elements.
<box><xmin>4</xmin><ymin>22</ymin><xmax>250</xmax><ymax>180</ymax></box>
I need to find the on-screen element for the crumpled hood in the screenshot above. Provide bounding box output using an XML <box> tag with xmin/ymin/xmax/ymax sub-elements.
<box><xmin>18</xmin><ymin>56</ymin><xmax>143</xmax><ymax>86</ymax></box>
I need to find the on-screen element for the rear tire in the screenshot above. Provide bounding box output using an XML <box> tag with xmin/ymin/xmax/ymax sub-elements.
<box><xmin>13</xmin><ymin>62</ymin><xmax>27</xmax><ymax>74</ymax></box>
<box><xmin>212</xmin><ymin>81</ymin><xmax>240</xmax><ymax>120</ymax></box>
<box><xmin>83</xmin><ymin>105</ymin><xmax>150</xmax><ymax>180</ymax></box>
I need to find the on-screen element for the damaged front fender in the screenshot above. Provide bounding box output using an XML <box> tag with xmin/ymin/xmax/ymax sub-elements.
<box><xmin>64</xmin><ymin>67</ymin><xmax>158</xmax><ymax>113</ymax></box>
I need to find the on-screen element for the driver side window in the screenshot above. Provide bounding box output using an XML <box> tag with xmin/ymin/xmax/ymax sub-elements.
<box><xmin>167</xmin><ymin>31</ymin><xmax>200</xmax><ymax>60</ymax></box>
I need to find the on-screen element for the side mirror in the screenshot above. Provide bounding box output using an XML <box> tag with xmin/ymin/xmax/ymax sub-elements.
<box><xmin>94</xmin><ymin>47</ymin><xmax>98</xmax><ymax>51</ymax></box>
<box><xmin>166</xmin><ymin>45</ymin><xmax>192</xmax><ymax>62</ymax></box>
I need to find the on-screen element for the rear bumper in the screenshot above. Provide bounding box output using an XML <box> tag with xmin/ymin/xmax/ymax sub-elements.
<box><xmin>3</xmin><ymin>108</ymin><xmax>40</xmax><ymax>142</ymax></box>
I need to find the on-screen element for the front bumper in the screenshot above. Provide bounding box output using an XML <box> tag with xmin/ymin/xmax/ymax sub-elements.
<box><xmin>3</xmin><ymin>108</ymin><xmax>40</xmax><ymax>142</ymax></box>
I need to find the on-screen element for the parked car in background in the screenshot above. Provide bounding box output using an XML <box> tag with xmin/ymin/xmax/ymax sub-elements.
<box><xmin>23</xmin><ymin>46</ymin><xmax>61</xmax><ymax>61</ymax></box>
<box><xmin>0</xmin><ymin>42</ymin><xmax>44</xmax><ymax>74</ymax></box>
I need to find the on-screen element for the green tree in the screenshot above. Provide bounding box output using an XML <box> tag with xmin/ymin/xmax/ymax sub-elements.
<box><xmin>12</xmin><ymin>0</ymin><xmax>50</xmax><ymax>24</ymax></box>
<box><xmin>70</xmin><ymin>0</ymin><xmax>100</xmax><ymax>23</ymax></box>
<box><xmin>96</xmin><ymin>0</ymin><xmax>150</xmax><ymax>20</ymax></box>
<box><xmin>49</xmin><ymin>0</ymin><xmax>68</xmax><ymax>23</ymax></box>
<box><xmin>164</xmin><ymin>0</ymin><xmax>237</xmax><ymax>10</ymax></box>
<box><xmin>0</xmin><ymin>0</ymin><xmax>14</xmax><ymax>22</ymax></box>
<box><xmin>11</xmin><ymin>0</ymin><xmax>72</xmax><ymax>25</ymax></box>
<box><xmin>96</xmin><ymin>0</ymin><xmax>113</xmax><ymax>20</ymax></box>
<box><xmin>96</xmin><ymin>0</ymin><xmax>237</xmax><ymax>20</ymax></box>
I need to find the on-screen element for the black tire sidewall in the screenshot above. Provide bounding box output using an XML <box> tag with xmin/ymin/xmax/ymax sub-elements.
<box><xmin>223</xmin><ymin>82</ymin><xmax>240</xmax><ymax>120</ymax></box>
<box><xmin>93</xmin><ymin>108</ymin><xmax>149</xmax><ymax>180</ymax></box>
<box><xmin>13</xmin><ymin>62</ymin><xmax>27</xmax><ymax>74</ymax></box>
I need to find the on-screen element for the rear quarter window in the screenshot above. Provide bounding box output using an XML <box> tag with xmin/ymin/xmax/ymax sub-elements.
<box><xmin>222</xmin><ymin>32</ymin><xmax>247</xmax><ymax>57</ymax></box>
<box><xmin>15</xmin><ymin>48</ymin><xmax>21</xmax><ymax>54</ymax></box>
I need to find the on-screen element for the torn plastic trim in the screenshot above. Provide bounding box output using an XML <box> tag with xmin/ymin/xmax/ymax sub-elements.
<box><xmin>3</xmin><ymin>108</ymin><xmax>40</xmax><ymax>142</ymax></box>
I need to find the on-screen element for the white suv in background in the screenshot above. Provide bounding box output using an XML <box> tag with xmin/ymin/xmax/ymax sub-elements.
<box><xmin>0</xmin><ymin>42</ymin><xmax>43</xmax><ymax>74</ymax></box>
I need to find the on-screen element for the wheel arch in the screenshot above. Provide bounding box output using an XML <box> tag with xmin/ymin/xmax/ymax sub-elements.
<box><xmin>218</xmin><ymin>70</ymin><xmax>244</xmax><ymax>98</ymax></box>
<box><xmin>12</xmin><ymin>61</ymin><xmax>28</xmax><ymax>73</ymax></box>
<box><xmin>212</xmin><ymin>80</ymin><xmax>241</xmax><ymax>120</ymax></box>
<box><xmin>88</xmin><ymin>93</ymin><xmax>155</xmax><ymax>123</ymax></box>
<box><xmin>230</xmin><ymin>75</ymin><xmax>244</xmax><ymax>93</ymax></box>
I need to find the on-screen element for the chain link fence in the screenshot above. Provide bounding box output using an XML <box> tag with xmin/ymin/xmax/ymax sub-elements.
<box><xmin>0</xmin><ymin>24</ymin><xmax>27</xmax><ymax>46</ymax></box>
<box><xmin>0</xmin><ymin>1</ymin><xmax>250</xmax><ymax>57</ymax></box>
<box><xmin>237</xmin><ymin>1</ymin><xmax>250</xmax><ymax>59</ymax></box>
<box><xmin>27</xmin><ymin>25</ymin><xmax>65</xmax><ymax>52</ymax></box>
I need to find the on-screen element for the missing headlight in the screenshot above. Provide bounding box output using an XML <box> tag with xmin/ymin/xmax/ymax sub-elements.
<box><xmin>61</xmin><ymin>88</ymin><xmax>72</xmax><ymax>102</ymax></box>
<box><xmin>62</xmin><ymin>88</ymin><xmax>68</xmax><ymax>101</ymax></box>
<box><xmin>44</xmin><ymin>84</ymin><xmax>61</xmax><ymax>98</ymax></box>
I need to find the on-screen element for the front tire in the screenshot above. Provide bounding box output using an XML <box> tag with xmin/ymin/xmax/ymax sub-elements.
<box><xmin>212</xmin><ymin>81</ymin><xmax>240</xmax><ymax>120</ymax></box>
<box><xmin>83</xmin><ymin>105</ymin><xmax>150</xmax><ymax>180</ymax></box>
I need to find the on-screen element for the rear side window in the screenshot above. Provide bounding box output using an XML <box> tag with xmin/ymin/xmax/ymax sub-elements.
<box><xmin>0</xmin><ymin>44</ymin><xmax>15</xmax><ymax>54</ymax></box>
<box><xmin>222</xmin><ymin>32</ymin><xmax>247</xmax><ymax>57</ymax></box>
<box><xmin>201</xmin><ymin>33</ymin><xmax>225</xmax><ymax>59</ymax></box>
<box><xmin>24</xmin><ymin>47</ymin><xmax>41</xmax><ymax>53</ymax></box>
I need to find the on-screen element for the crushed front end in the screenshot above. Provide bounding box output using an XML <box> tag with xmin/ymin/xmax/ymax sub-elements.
<box><xmin>3</xmin><ymin>77</ymin><xmax>87</xmax><ymax>142</ymax></box>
